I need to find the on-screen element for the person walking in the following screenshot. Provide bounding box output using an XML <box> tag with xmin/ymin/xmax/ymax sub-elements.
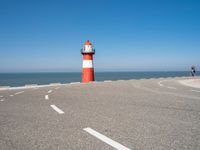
<box><xmin>191</xmin><ymin>65</ymin><xmax>196</xmax><ymax>77</ymax></box>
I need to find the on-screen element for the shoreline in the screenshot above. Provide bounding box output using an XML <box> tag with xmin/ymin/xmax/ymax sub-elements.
<box><xmin>0</xmin><ymin>76</ymin><xmax>199</xmax><ymax>91</ymax></box>
<box><xmin>0</xmin><ymin>71</ymin><xmax>199</xmax><ymax>87</ymax></box>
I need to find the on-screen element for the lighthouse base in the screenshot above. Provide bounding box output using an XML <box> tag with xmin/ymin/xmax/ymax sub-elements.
<box><xmin>82</xmin><ymin>68</ymin><xmax>95</xmax><ymax>83</ymax></box>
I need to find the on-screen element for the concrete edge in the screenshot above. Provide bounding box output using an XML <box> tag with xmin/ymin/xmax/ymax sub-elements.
<box><xmin>179</xmin><ymin>78</ymin><xmax>200</xmax><ymax>89</ymax></box>
<box><xmin>0</xmin><ymin>86</ymin><xmax>10</xmax><ymax>91</ymax></box>
<box><xmin>0</xmin><ymin>83</ymin><xmax>68</xmax><ymax>91</ymax></box>
<box><xmin>0</xmin><ymin>76</ymin><xmax>198</xmax><ymax>91</ymax></box>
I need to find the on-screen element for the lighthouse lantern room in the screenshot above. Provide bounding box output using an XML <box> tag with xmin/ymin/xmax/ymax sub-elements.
<box><xmin>81</xmin><ymin>40</ymin><xmax>95</xmax><ymax>54</ymax></box>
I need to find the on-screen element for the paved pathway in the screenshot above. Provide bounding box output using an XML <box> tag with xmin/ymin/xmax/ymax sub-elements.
<box><xmin>0</xmin><ymin>77</ymin><xmax>200</xmax><ymax>150</ymax></box>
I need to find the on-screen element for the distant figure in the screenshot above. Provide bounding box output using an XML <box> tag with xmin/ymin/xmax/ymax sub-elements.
<box><xmin>191</xmin><ymin>65</ymin><xmax>196</xmax><ymax>77</ymax></box>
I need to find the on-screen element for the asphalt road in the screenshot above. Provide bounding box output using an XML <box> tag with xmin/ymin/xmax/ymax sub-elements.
<box><xmin>0</xmin><ymin>77</ymin><xmax>200</xmax><ymax>150</ymax></box>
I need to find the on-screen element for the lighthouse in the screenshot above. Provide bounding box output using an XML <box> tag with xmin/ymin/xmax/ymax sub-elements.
<box><xmin>81</xmin><ymin>40</ymin><xmax>95</xmax><ymax>83</ymax></box>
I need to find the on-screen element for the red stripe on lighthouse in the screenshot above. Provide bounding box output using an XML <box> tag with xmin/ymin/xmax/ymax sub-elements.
<box><xmin>82</xmin><ymin>68</ymin><xmax>95</xmax><ymax>82</ymax></box>
<box><xmin>83</xmin><ymin>54</ymin><xmax>93</xmax><ymax>60</ymax></box>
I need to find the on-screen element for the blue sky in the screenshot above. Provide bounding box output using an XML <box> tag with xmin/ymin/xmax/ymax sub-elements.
<box><xmin>0</xmin><ymin>0</ymin><xmax>200</xmax><ymax>72</ymax></box>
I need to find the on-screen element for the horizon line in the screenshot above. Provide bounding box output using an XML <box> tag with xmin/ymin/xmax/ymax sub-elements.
<box><xmin>0</xmin><ymin>70</ymin><xmax>195</xmax><ymax>74</ymax></box>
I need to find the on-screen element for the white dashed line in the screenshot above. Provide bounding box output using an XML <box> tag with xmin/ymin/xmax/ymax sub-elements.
<box><xmin>45</xmin><ymin>95</ymin><xmax>49</xmax><ymax>100</ymax></box>
<box><xmin>158</xmin><ymin>81</ymin><xmax>163</xmax><ymax>87</ymax></box>
<box><xmin>10</xmin><ymin>95</ymin><xmax>14</xmax><ymax>97</ymax></box>
<box><xmin>190</xmin><ymin>89</ymin><xmax>200</xmax><ymax>93</ymax></box>
<box><xmin>0</xmin><ymin>95</ymin><xmax>3</xmax><ymax>98</ymax></box>
<box><xmin>0</xmin><ymin>99</ymin><xmax>5</xmax><ymax>102</ymax></box>
<box><xmin>167</xmin><ymin>86</ymin><xmax>177</xmax><ymax>89</ymax></box>
<box><xmin>83</xmin><ymin>127</ymin><xmax>131</xmax><ymax>150</ymax></box>
<box><xmin>48</xmin><ymin>90</ymin><xmax>52</xmax><ymax>93</ymax></box>
<box><xmin>50</xmin><ymin>105</ymin><xmax>64</xmax><ymax>114</ymax></box>
<box><xmin>15</xmin><ymin>91</ymin><xmax>24</xmax><ymax>95</ymax></box>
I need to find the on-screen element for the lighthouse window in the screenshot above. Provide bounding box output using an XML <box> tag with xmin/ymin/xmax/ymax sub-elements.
<box><xmin>85</xmin><ymin>45</ymin><xmax>92</xmax><ymax>52</ymax></box>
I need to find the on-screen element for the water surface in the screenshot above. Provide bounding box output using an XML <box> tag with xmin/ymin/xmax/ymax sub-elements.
<box><xmin>0</xmin><ymin>71</ymin><xmax>198</xmax><ymax>87</ymax></box>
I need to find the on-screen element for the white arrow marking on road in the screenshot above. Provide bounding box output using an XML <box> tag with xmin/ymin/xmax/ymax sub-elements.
<box><xmin>48</xmin><ymin>90</ymin><xmax>52</xmax><ymax>93</ymax></box>
<box><xmin>190</xmin><ymin>89</ymin><xmax>200</xmax><ymax>93</ymax></box>
<box><xmin>83</xmin><ymin>127</ymin><xmax>131</xmax><ymax>150</ymax></box>
<box><xmin>50</xmin><ymin>105</ymin><xmax>64</xmax><ymax>114</ymax></box>
<box><xmin>15</xmin><ymin>91</ymin><xmax>24</xmax><ymax>95</ymax></box>
<box><xmin>45</xmin><ymin>95</ymin><xmax>49</xmax><ymax>100</ymax></box>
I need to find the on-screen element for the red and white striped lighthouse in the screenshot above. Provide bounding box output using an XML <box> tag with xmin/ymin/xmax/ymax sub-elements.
<box><xmin>81</xmin><ymin>40</ymin><xmax>95</xmax><ymax>83</ymax></box>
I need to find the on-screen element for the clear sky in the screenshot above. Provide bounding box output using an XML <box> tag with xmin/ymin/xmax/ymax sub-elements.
<box><xmin>0</xmin><ymin>0</ymin><xmax>200</xmax><ymax>72</ymax></box>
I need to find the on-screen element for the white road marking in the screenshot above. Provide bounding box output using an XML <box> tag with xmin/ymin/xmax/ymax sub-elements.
<box><xmin>50</xmin><ymin>105</ymin><xmax>64</xmax><ymax>114</ymax></box>
<box><xmin>134</xmin><ymin>84</ymin><xmax>200</xmax><ymax>100</ymax></box>
<box><xmin>10</xmin><ymin>95</ymin><xmax>14</xmax><ymax>97</ymax></box>
<box><xmin>0</xmin><ymin>95</ymin><xmax>3</xmax><ymax>98</ymax></box>
<box><xmin>167</xmin><ymin>86</ymin><xmax>177</xmax><ymax>89</ymax></box>
<box><xmin>83</xmin><ymin>127</ymin><xmax>131</xmax><ymax>150</ymax></box>
<box><xmin>0</xmin><ymin>98</ymin><xmax>5</xmax><ymax>102</ymax></box>
<box><xmin>190</xmin><ymin>89</ymin><xmax>200</xmax><ymax>93</ymax></box>
<box><xmin>45</xmin><ymin>95</ymin><xmax>49</xmax><ymax>100</ymax></box>
<box><xmin>158</xmin><ymin>81</ymin><xmax>163</xmax><ymax>87</ymax></box>
<box><xmin>47</xmin><ymin>90</ymin><xmax>52</xmax><ymax>93</ymax></box>
<box><xmin>15</xmin><ymin>91</ymin><xmax>24</xmax><ymax>95</ymax></box>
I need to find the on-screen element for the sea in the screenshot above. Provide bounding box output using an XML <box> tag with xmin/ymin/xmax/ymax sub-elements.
<box><xmin>0</xmin><ymin>71</ymin><xmax>199</xmax><ymax>87</ymax></box>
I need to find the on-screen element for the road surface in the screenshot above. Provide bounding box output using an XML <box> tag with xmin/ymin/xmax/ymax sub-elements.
<box><xmin>0</xmin><ymin>77</ymin><xmax>200</xmax><ymax>150</ymax></box>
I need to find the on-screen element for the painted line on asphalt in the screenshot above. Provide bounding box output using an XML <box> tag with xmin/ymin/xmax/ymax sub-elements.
<box><xmin>158</xmin><ymin>81</ymin><xmax>163</xmax><ymax>87</ymax></box>
<box><xmin>0</xmin><ymin>95</ymin><xmax>3</xmax><ymax>98</ymax></box>
<box><xmin>50</xmin><ymin>105</ymin><xmax>64</xmax><ymax>114</ymax></box>
<box><xmin>45</xmin><ymin>95</ymin><xmax>49</xmax><ymax>100</ymax></box>
<box><xmin>167</xmin><ymin>86</ymin><xmax>177</xmax><ymax>89</ymax></box>
<box><xmin>55</xmin><ymin>87</ymin><xmax>60</xmax><ymax>90</ymax></box>
<box><xmin>10</xmin><ymin>95</ymin><xmax>14</xmax><ymax>97</ymax></box>
<box><xmin>15</xmin><ymin>91</ymin><xmax>24</xmax><ymax>95</ymax></box>
<box><xmin>133</xmin><ymin>84</ymin><xmax>200</xmax><ymax>100</ymax></box>
<box><xmin>48</xmin><ymin>90</ymin><xmax>52</xmax><ymax>93</ymax></box>
<box><xmin>0</xmin><ymin>98</ymin><xmax>5</xmax><ymax>102</ymax></box>
<box><xmin>83</xmin><ymin>127</ymin><xmax>131</xmax><ymax>150</ymax></box>
<box><xmin>190</xmin><ymin>89</ymin><xmax>200</xmax><ymax>93</ymax></box>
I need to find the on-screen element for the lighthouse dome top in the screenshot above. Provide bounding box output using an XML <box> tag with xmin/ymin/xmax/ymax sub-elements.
<box><xmin>84</xmin><ymin>40</ymin><xmax>92</xmax><ymax>46</ymax></box>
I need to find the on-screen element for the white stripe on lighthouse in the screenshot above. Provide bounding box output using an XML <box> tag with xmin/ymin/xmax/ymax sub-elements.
<box><xmin>83</xmin><ymin>60</ymin><xmax>93</xmax><ymax>68</ymax></box>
